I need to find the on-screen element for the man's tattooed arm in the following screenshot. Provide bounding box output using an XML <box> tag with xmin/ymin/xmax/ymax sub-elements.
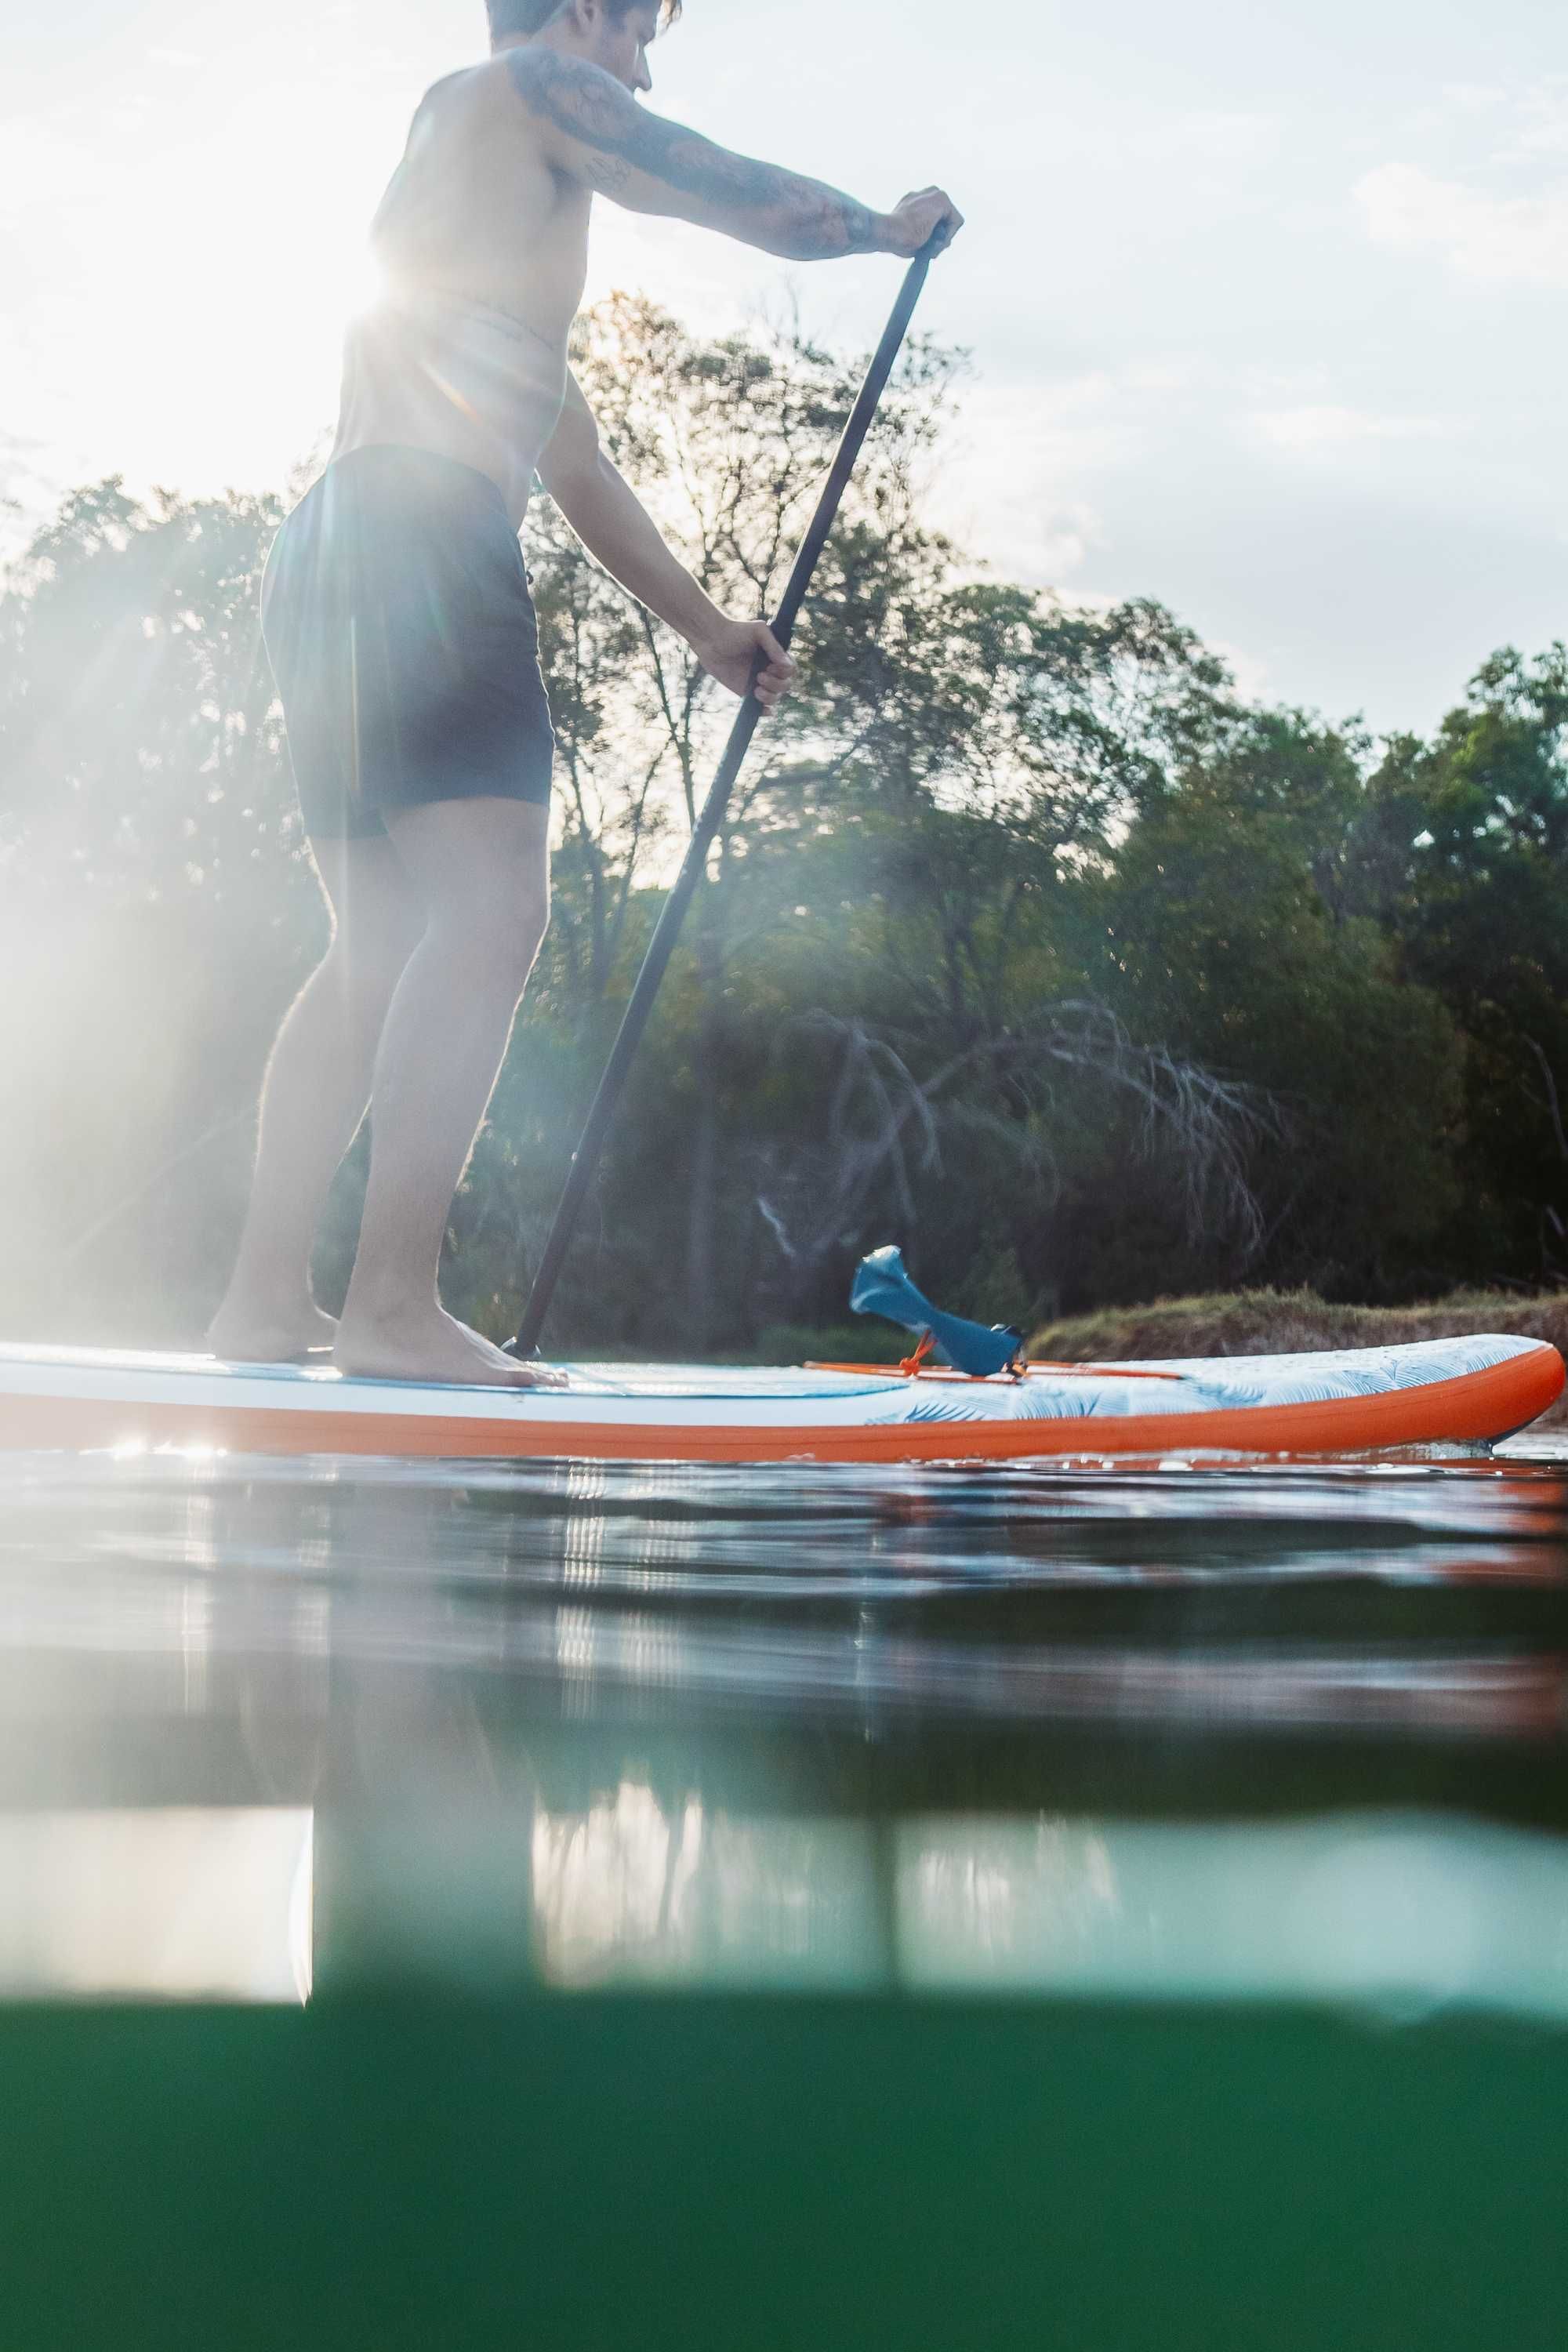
<box><xmin>506</xmin><ymin>49</ymin><xmax>889</xmax><ymax>260</ymax></box>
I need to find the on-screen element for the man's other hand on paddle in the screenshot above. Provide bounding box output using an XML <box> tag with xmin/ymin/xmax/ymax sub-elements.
<box><xmin>692</xmin><ymin>618</ymin><xmax>796</xmax><ymax>710</ymax></box>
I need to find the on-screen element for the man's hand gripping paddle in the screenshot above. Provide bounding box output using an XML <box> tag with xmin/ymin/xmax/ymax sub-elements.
<box><xmin>508</xmin><ymin>231</ymin><xmax>953</xmax><ymax>1360</ymax></box>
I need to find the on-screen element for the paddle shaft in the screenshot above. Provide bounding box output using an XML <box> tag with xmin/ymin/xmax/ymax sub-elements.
<box><xmin>509</xmin><ymin>245</ymin><xmax>939</xmax><ymax>1358</ymax></box>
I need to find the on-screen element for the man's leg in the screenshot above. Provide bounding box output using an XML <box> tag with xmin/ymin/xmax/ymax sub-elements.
<box><xmin>209</xmin><ymin>834</ymin><xmax>426</xmax><ymax>1363</ymax></box>
<box><xmin>333</xmin><ymin>796</ymin><xmax>550</xmax><ymax>1386</ymax></box>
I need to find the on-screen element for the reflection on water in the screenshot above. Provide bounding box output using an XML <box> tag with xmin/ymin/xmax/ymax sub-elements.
<box><xmin>2</xmin><ymin>1450</ymin><xmax>1567</xmax><ymax>1757</ymax></box>
<box><xmin>2</xmin><ymin>1447</ymin><xmax>1568</xmax><ymax>2007</ymax></box>
<box><xmin>899</xmin><ymin>1811</ymin><xmax>1568</xmax><ymax>2019</ymax></box>
<box><xmin>531</xmin><ymin>1789</ymin><xmax>884</xmax><ymax>1991</ymax></box>
<box><xmin>525</xmin><ymin>1792</ymin><xmax>1568</xmax><ymax>2017</ymax></box>
<box><xmin>0</xmin><ymin>1808</ymin><xmax>312</xmax><ymax>2002</ymax></box>
<box><xmin>14</xmin><ymin>1785</ymin><xmax>1566</xmax><ymax>2022</ymax></box>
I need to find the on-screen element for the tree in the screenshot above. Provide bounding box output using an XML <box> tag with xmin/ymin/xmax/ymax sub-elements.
<box><xmin>1362</xmin><ymin>647</ymin><xmax>1568</xmax><ymax>1281</ymax></box>
<box><xmin>1094</xmin><ymin>709</ymin><xmax>1463</xmax><ymax>1299</ymax></box>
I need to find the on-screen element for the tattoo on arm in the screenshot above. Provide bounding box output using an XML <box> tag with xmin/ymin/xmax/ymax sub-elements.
<box><xmin>506</xmin><ymin>49</ymin><xmax>880</xmax><ymax>259</ymax></box>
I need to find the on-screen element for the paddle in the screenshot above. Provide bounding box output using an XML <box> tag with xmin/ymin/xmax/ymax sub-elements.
<box><xmin>507</xmin><ymin>236</ymin><xmax>948</xmax><ymax>1360</ymax></box>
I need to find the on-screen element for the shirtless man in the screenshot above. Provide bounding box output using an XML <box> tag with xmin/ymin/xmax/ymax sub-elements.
<box><xmin>209</xmin><ymin>0</ymin><xmax>963</xmax><ymax>1386</ymax></box>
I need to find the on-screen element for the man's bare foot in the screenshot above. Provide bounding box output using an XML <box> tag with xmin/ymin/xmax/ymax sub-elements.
<box><xmin>333</xmin><ymin>1305</ymin><xmax>564</xmax><ymax>1388</ymax></box>
<box><xmin>454</xmin><ymin>1322</ymin><xmax>571</xmax><ymax>1385</ymax></box>
<box><xmin>208</xmin><ymin>1298</ymin><xmax>339</xmax><ymax>1364</ymax></box>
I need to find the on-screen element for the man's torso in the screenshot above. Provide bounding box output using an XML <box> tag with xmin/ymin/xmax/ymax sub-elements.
<box><xmin>330</xmin><ymin>60</ymin><xmax>588</xmax><ymax>528</ymax></box>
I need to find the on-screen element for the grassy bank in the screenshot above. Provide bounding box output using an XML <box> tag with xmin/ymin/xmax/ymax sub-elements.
<box><xmin>1027</xmin><ymin>1287</ymin><xmax>1568</xmax><ymax>1426</ymax></box>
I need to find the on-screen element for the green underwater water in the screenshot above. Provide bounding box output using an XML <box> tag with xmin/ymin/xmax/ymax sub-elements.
<box><xmin>7</xmin><ymin>1995</ymin><xmax>1568</xmax><ymax>2352</ymax></box>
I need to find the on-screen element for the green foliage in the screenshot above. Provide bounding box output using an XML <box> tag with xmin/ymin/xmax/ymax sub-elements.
<box><xmin>1359</xmin><ymin>648</ymin><xmax>1568</xmax><ymax>1279</ymax></box>
<box><xmin>5</xmin><ymin>307</ymin><xmax>1568</xmax><ymax>1350</ymax></box>
<box><xmin>1091</xmin><ymin>708</ymin><xmax>1464</xmax><ymax>1298</ymax></box>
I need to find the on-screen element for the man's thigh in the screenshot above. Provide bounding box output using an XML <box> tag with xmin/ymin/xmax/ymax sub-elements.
<box><xmin>385</xmin><ymin>797</ymin><xmax>551</xmax><ymax>931</ymax></box>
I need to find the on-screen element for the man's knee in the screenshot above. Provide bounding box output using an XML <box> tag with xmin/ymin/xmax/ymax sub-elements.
<box><xmin>439</xmin><ymin>880</ymin><xmax>548</xmax><ymax>995</ymax></box>
<box><xmin>320</xmin><ymin>901</ymin><xmax>425</xmax><ymax>1005</ymax></box>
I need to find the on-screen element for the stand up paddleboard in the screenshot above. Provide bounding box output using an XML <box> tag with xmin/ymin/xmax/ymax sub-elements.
<box><xmin>0</xmin><ymin>1331</ymin><xmax>1558</xmax><ymax>1464</ymax></box>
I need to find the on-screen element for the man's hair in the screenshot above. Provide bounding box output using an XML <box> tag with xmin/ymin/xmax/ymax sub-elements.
<box><xmin>487</xmin><ymin>0</ymin><xmax>681</xmax><ymax>39</ymax></box>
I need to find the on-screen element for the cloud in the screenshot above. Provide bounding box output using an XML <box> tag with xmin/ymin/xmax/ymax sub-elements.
<box><xmin>1147</xmin><ymin>110</ymin><xmax>1281</xmax><ymax>166</ymax></box>
<box><xmin>985</xmin><ymin>503</ymin><xmax>1103</xmax><ymax>586</ymax></box>
<box><xmin>1251</xmin><ymin>405</ymin><xmax>1451</xmax><ymax>452</ymax></box>
<box><xmin>1515</xmin><ymin>100</ymin><xmax>1568</xmax><ymax>157</ymax></box>
<box><xmin>1477</xmin><ymin>74</ymin><xmax>1568</xmax><ymax>156</ymax></box>
<box><xmin>931</xmin><ymin>362</ymin><xmax>1457</xmax><ymax>587</ymax></box>
<box><xmin>0</xmin><ymin>116</ymin><xmax>109</xmax><ymax>220</ymax></box>
<box><xmin>1356</xmin><ymin>161</ymin><xmax>1568</xmax><ymax>287</ymax></box>
<box><xmin>1438</xmin><ymin>84</ymin><xmax>1507</xmax><ymax>112</ymax></box>
<box><xmin>1205</xmin><ymin>635</ymin><xmax>1276</xmax><ymax>706</ymax></box>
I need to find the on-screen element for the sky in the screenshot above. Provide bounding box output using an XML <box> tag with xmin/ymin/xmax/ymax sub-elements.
<box><xmin>2</xmin><ymin>0</ymin><xmax>1566</xmax><ymax>736</ymax></box>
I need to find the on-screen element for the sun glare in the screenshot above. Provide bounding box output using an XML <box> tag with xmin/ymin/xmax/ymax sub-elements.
<box><xmin>344</xmin><ymin>244</ymin><xmax>390</xmax><ymax>322</ymax></box>
<box><xmin>9</xmin><ymin>51</ymin><xmax>412</xmax><ymax>506</ymax></box>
